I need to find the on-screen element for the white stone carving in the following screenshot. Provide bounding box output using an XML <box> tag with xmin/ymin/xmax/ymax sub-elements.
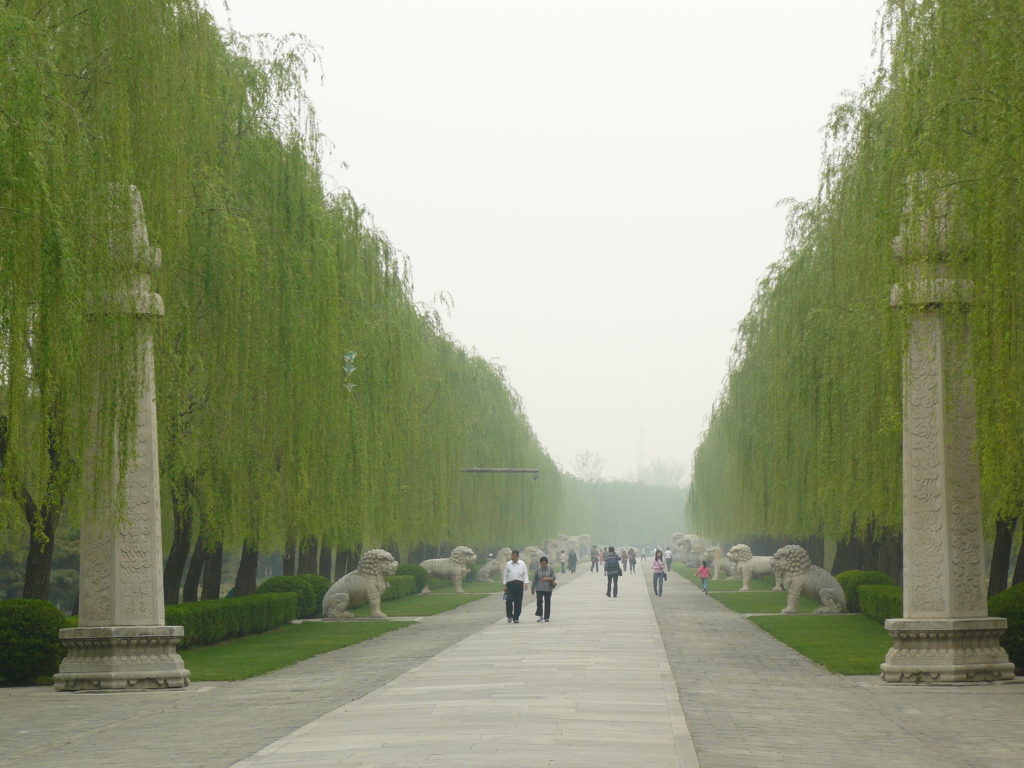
<box><xmin>419</xmin><ymin>546</ymin><xmax>476</xmax><ymax>593</ymax></box>
<box><xmin>726</xmin><ymin>544</ymin><xmax>781</xmax><ymax>591</ymax></box>
<box><xmin>475</xmin><ymin>547</ymin><xmax>512</xmax><ymax>582</ymax></box>
<box><xmin>772</xmin><ymin>544</ymin><xmax>846</xmax><ymax>614</ymax></box>
<box><xmin>322</xmin><ymin>549</ymin><xmax>399</xmax><ymax>619</ymax></box>
<box><xmin>702</xmin><ymin>546</ymin><xmax>736</xmax><ymax>580</ymax></box>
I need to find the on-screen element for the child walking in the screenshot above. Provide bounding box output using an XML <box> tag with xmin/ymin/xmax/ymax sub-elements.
<box><xmin>697</xmin><ymin>560</ymin><xmax>711</xmax><ymax>595</ymax></box>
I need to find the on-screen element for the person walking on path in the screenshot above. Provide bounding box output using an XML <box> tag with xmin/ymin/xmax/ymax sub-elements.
<box><xmin>628</xmin><ymin>548</ymin><xmax>637</xmax><ymax>573</ymax></box>
<box><xmin>559</xmin><ymin>550</ymin><xmax>567</xmax><ymax>573</ymax></box>
<box><xmin>532</xmin><ymin>556</ymin><xmax>557</xmax><ymax>622</ymax></box>
<box><xmin>665</xmin><ymin>548</ymin><xmax>673</xmax><ymax>574</ymax></box>
<box><xmin>590</xmin><ymin>547</ymin><xmax>600</xmax><ymax>572</ymax></box>
<box><xmin>568</xmin><ymin>549</ymin><xmax>577</xmax><ymax>573</ymax></box>
<box><xmin>604</xmin><ymin>546</ymin><xmax>622</xmax><ymax>597</ymax></box>
<box><xmin>651</xmin><ymin>549</ymin><xmax>667</xmax><ymax>597</ymax></box>
<box><xmin>503</xmin><ymin>549</ymin><xmax>530</xmax><ymax>623</ymax></box>
<box><xmin>697</xmin><ymin>560</ymin><xmax>711</xmax><ymax>595</ymax></box>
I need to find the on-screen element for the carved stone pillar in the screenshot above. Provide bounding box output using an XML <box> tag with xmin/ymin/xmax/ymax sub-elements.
<box><xmin>881</xmin><ymin>274</ymin><xmax>1014</xmax><ymax>682</ymax></box>
<box><xmin>54</xmin><ymin>187</ymin><xmax>189</xmax><ymax>691</ymax></box>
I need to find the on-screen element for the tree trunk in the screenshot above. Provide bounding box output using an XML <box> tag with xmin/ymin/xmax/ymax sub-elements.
<box><xmin>163</xmin><ymin>483</ymin><xmax>194</xmax><ymax>605</ymax></box>
<box><xmin>832</xmin><ymin>536</ymin><xmax>865</xmax><ymax>574</ymax></box>
<box><xmin>318</xmin><ymin>543</ymin><xmax>333</xmax><ymax>580</ymax></box>
<box><xmin>22</xmin><ymin>511</ymin><xmax>58</xmax><ymax>600</ymax></box>
<box><xmin>1012</xmin><ymin>528</ymin><xmax>1024</xmax><ymax>588</ymax></box>
<box><xmin>233</xmin><ymin>540</ymin><xmax>259</xmax><ymax>597</ymax></box>
<box><xmin>201</xmin><ymin>540</ymin><xmax>224</xmax><ymax>600</ymax></box>
<box><xmin>282</xmin><ymin>535</ymin><xmax>296</xmax><ymax>576</ymax></box>
<box><xmin>989</xmin><ymin>517</ymin><xmax>1017</xmax><ymax>598</ymax></box>
<box><xmin>334</xmin><ymin>549</ymin><xmax>354</xmax><ymax>577</ymax></box>
<box><xmin>297</xmin><ymin>536</ymin><xmax>318</xmax><ymax>574</ymax></box>
<box><xmin>182</xmin><ymin>536</ymin><xmax>207</xmax><ymax>602</ymax></box>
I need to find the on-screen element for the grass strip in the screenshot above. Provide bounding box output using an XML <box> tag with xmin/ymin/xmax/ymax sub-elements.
<box><xmin>711</xmin><ymin>590</ymin><xmax>820</xmax><ymax>614</ymax></box>
<box><xmin>425</xmin><ymin>579</ymin><xmax>503</xmax><ymax>594</ymax></box>
<box><xmin>181</xmin><ymin>620</ymin><xmax>413</xmax><ymax>681</ymax></box>
<box><xmin>353</xmin><ymin>592</ymin><xmax>488</xmax><ymax>617</ymax></box>
<box><xmin>749</xmin><ymin>613</ymin><xmax>892</xmax><ymax>675</ymax></box>
<box><xmin>673</xmin><ymin>565</ymin><xmax>775</xmax><ymax>592</ymax></box>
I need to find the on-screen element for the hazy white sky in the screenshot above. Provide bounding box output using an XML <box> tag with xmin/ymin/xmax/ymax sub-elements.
<box><xmin>209</xmin><ymin>1</ymin><xmax>882</xmax><ymax>482</ymax></box>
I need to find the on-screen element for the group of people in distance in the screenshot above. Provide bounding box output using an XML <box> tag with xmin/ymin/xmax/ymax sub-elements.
<box><xmin>501</xmin><ymin>543</ymin><xmax>700</xmax><ymax>623</ymax></box>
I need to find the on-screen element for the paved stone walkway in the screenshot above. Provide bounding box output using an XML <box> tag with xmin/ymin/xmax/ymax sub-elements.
<box><xmin>2</xmin><ymin>563</ymin><xmax>1021</xmax><ymax>767</ymax></box>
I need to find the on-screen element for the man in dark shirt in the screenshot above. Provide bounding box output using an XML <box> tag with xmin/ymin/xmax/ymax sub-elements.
<box><xmin>604</xmin><ymin>546</ymin><xmax>621</xmax><ymax>598</ymax></box>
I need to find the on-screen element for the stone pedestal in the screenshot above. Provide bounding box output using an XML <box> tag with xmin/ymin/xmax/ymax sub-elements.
<box><xmin>54</xmin><ymin>187</ymin><xmax>189</xmax><ymax>692</ymax></box>
<box><xmin>881</xmin><ymin>275</ymin><xmax>1014</xmax><ymax>683</ymax></box>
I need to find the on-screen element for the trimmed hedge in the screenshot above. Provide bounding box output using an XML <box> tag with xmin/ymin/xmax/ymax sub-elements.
<box><xmin>836</xmin><ymin>570</ymin><xmax>896</xmax><ymax>613</ymax></box>
<box><xmin>395</xmin><ymin>563</ymin><xmax>429</xmax><ymax>592</ymax></box>
<box><xmin>989</xmin><ymin>583</ymin><xmax>1024</xmax><ymax>670</ymax></box>
<box><xmin>256</xmin><ymin>575</ymin><xmax>319</xmax><ymax>618</ymax></box>
<box><xmin>294</xmin><ymin>573</ymin><xmax>332</xmax><ymax>614</ymax></box>
<box><xmin>0</xmin><ymin>599</ymin><xmax>68</xmax><ymax>682</ymax></box>
<box><xmin>167</xmin><ymin>592</ymin><xmax>297</xmax><ymax>649</ymax></box>
<box><xmin>382</xmin><ymin>574</ymin><xmax>418</xmax><ymax>602</ymax></box>
<box><xmin>859</xmin><ymin>585</ymin><xmax>903</xmax><ymax>625</ymax></box>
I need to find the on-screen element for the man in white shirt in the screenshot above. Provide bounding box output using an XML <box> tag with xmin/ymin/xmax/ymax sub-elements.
<box><xmin>502</xmin><ymin>549</ymin><xmax>530</xmax><ymax>623</ymax></box>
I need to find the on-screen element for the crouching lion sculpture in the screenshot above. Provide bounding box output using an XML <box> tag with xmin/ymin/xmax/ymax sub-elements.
<box><xmin>419</xmin><ymin>546</ymin><xmax>476</xmax><ymax>593</ymax></box>
<box><xmin>726</xmin><ymin>544</ymin><xmax>782</xmax><ymax>592</ymax></box>
<box><xmin>322</xmin><ymin>549</ymin><xmax>399</xmax><ymax>619</ymax></box>
<box><xmin>772</xmin><ymin>544</ymin><xmax>846</xmax><ymax>614</ymax></box>
<box><xmin>703</xmin><ymin>545</ymin><xmax>737</xmax><ymax>580</ymax></box>
<box><xmin>475</xmin><ymin>547</ymin><xmax>512</xmax><ymax>582</ymax></box>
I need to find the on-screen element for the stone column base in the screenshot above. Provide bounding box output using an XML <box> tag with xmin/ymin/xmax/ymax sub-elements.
<box><xmin>53</xmin><ymin>625</ymin><xmax>190</xmax><ymax>691</ymax></box>
<box><xmin>881</xmin><ymin>617</ymin><xmax>1015</xmax><ymax>683</ymax></box>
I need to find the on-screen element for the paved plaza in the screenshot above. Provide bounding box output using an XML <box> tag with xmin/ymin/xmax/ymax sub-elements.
<box><xmin>2</xmin><ymin>564</ymin><xmax>1022</xmax><ymax>767</ymax></box>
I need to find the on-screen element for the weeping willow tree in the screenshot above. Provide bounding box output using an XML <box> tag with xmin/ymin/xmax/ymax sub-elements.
<box><xmin>1</xmin><ymin>0</ymin><xmax>563</xmax><ymax>601</ymax></box>
<box><xmin>687</xmin><ymin>1</ymin><xmax>1024</xmax><ymax>576</ymax></box>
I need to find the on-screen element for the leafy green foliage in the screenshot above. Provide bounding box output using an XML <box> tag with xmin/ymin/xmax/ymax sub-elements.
<box><xmin>293</xmin><ymin>574</ymin><xmax>332</xmax><ymax>616</ymax></box>
<box><xmin>381</xmin><ymin>574</ymin><xmax>418</xmax><ymax>601</ymax></box>
<box><xmin>0</xmin><ymin>599</ymin><xmax>67</xmax><ymax>681</ymax></box>
<box><xmin>165</xmin><ymin>592</ymin><xmax>296</xmax><ymax>649</ymax></box>
<box><xmin>859</xmin><ymin>585</ymin><xmax>903</xmax><ymax>625</ymax></box>
<box><xmin>989</xmin><ymin>584</ymin><xmax>1024</xmax><ymax>670</ymax></box>
<box><xmin>836</xmin><ymin>570</ymin><xmax>895</xmax><ymax>613</ymax></box>
<box><xmin>0</xmin><ymin>0</ymin><xmax>565</xmax><ymax>572</ymax></box>
<box><xmin>395</xmin><ymin>563</ymin><xmax>429</xmax><ymax>592</ymax></box>
<box><xmin>256</xmin><ymin>576</ymin><xmax>318</xmax><ymax>618</ymax></box>
<box><xmin>687</xmin><ymin>3</ymin><xmax>1024</xmax><ymax>547</ymax></box>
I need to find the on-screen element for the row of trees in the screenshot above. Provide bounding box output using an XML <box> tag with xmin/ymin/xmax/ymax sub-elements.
<box><xmin>686</xmin><ymin>1</ymin><xmax>1024</xmax><ymax>589</ymax></box>
<box><xmin>1</xmin><ymin>0</ymin><xmax>561</xmax><ymax>603</ymax></box>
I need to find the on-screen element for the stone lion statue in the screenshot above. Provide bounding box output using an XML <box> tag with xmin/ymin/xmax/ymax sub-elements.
<box><xmin>521</xmin><ymin>545</ymin><xmax>546</xmax><ymax>571</ymax></box>
<box><xmin>772</xmin><ymin>544</ymin><xmax>846</xmax><ymax>614</ymax></box>
<box><xmin>475</xmin><ymin>547</ymin><xmax>512</xmax><ymax>582</ymax></box>
<box><xmin>322</xmin><ymin>549</ymin><xmax>398</xmax><ymax>619</ymax></box>
<box><xmin>419</xmin><ymin>546</ymin><xmax>477</xmax><ymax>593</ymax></box>
<box><xmin>671</xmin><ymin>533</ymin><xmax>706</xmax><ymax>567</ymax></box>
<box><xmin>726</xmin><ymin>544</ymin><xmax>782</xmax><ymax>592</ymax></box>
<box><xmin>703</xmin><ymin>545</ymin><xmax>736</xmax><ymax>580</ymax></box>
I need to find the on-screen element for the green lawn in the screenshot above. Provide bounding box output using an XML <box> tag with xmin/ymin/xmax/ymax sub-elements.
<box><xmin>351</xmin><ymin>592</ymin><xmax>488</xmax><ymax>617</ymax></box>
<box><xmin>750</xmin><ymin>613</ymin><xmax>892</xmax><ymax>675</ymax></box>
<box><xmin>181</xmin><ymin>620</ymin><xmax>413</xmax><ymax>681</ymax></box>
<box><xmin>673</xmin><ymin>565</ymin><xmax>775</xmax><ymax>592</ymax></box>
<box><xmin>711</xmin><ymin>590</ymin><xmax>821</xmax><ymax>614</ymax></box>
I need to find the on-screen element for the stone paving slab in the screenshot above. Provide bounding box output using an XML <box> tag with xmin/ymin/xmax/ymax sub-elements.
<box><xmin>648</xmin><ymin>565</ymin><xmax>1024</xmax><ymax>768</ymax></box>
<box><xmin>3</xmin><ymin>563</ymin><xmax>1023</xmax><ymax>768</ymax></box>
<box><xmin>231</xmin><ymin>569</ymin><xmax>697</xmax><ymax>768</ymax></box>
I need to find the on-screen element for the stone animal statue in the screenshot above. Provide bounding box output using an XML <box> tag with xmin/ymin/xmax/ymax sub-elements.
<box><xmin>671</xmin><ymin>533</ymin><xmax>706</xmax><ymax>567</ymax></box>
<box><xmin>703</xmin><ymin>545</ymin><xmax>736</xmax><ymax>580</ymax></box>
<box><xmin>521</xmin><ymin>545</ymin><xmax>547</xmax><ymax>571</ymax></box>
<box><xmin>475</xmin><ymin>547</ymin><xmax>512</xmax><ymax>582</ymax></box>
<box><xmin>772</xmin><ymin>544</ymin><xmax>846</xmax><ymax>614</ymax></box>
<box><xmin>726</xmin><ymin>544</ymin><xmax>782</xmax><ymax>591</ymax></box>
<box><xmin>419</xmin><ymin>546</ymin><xmax>477</xmax><ymax>593</ymax></box>
<box><xmin>322</xmin><ymin>549</ymin><xmax>398</xmax><ymax>619</ymax></box>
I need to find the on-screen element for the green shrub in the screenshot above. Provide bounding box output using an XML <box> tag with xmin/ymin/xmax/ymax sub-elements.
<box><xmin>836</xmin><ymin>570</ymin><xmax>896</xmax><ymax>613</ymax></box>
<box><xmin>382</xmin><ymin>574</ymin><xmax>418</xmax><ymax>602</ymax></box>
<box><xmin>256</xmin><ymin>575</ymin><xmax>319</xmax><ymax>617</ymax></box>
<box><xmin>859</xmin><ymin>585</ymin><xmax>903</xmax><ymax>624</ymax></box>
<box><xmin>989</xmin><ymin>583</ymin><xmax>1024</xmax><ymax>670</ymax></box>
<box><xmin>395</xmin><ymin>563</ymin><xmax>429</xmax><ymax>592</ymax></box>
<box><xmin>0</xmin><ymin>599</ymin><xmax>68</xmax><ymax>682</ymax></box>
<box><xmin>167</xmin><ymin>592</ymin><xmax>297</xmax><ymax>649</ymax></box>
<box><xmin>293</xmin><ymin>573</ymin><xmax>332</xmax><ymax>617</ymax></box>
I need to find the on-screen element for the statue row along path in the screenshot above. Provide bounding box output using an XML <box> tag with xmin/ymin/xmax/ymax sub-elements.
<box><xmin>4</xmin><ymin>562</ymin><xmax>1023</xmax><ymax>767</ymax></box>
